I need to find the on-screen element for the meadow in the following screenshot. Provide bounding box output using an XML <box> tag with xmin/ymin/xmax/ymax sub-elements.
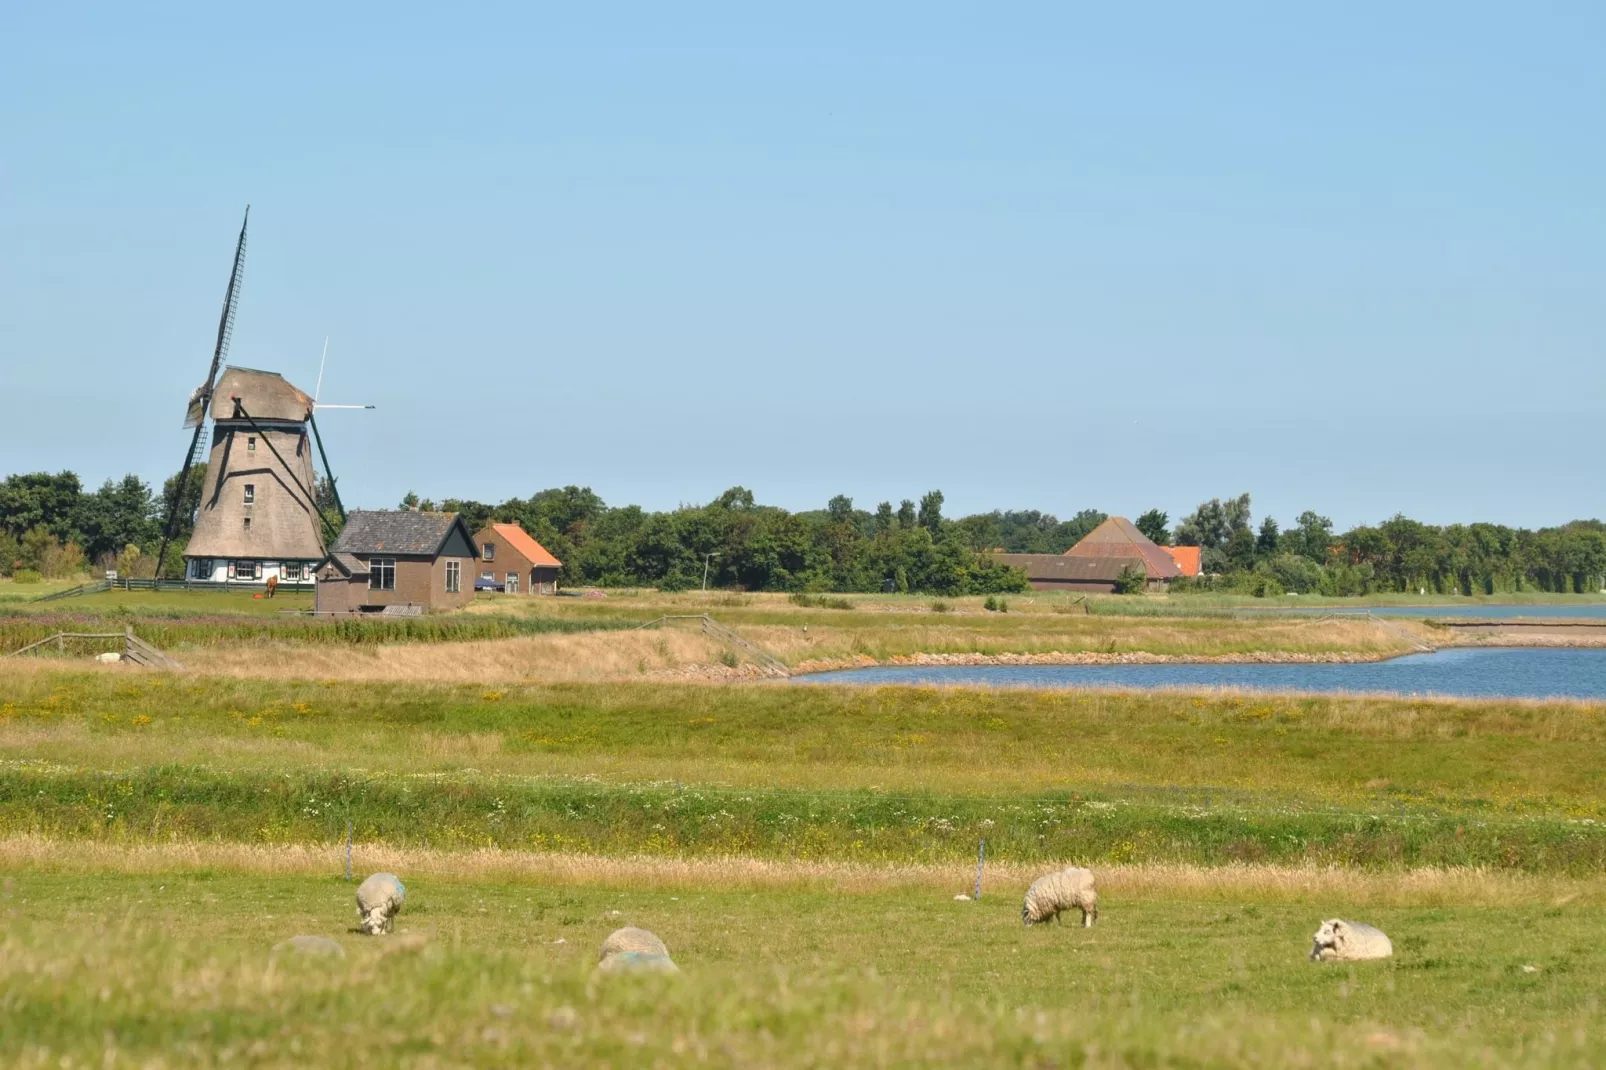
<box><xmin>2</xmin><ymin>589</ymin><xmax>1604</xmax><ymax>1066</ymax></box>
<box><xmin>4</xmin><ymin>864</ymin><xmax>1603</xmax><ymax>1068</ymax></box>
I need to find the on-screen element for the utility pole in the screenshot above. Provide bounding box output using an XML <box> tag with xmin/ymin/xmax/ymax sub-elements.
<box><xmin>702</xmin><ymin>552</ymin><xmax>721</xmax><ymax>591</ymax></box>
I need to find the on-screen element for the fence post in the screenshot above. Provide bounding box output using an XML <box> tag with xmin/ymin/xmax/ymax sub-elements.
<box><xmin>974</xmin><ymin>839</ymin><xmax>986</xmax><ymax>900</ymax></box>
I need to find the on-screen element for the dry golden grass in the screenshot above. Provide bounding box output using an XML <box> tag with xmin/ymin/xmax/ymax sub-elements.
<box><xmin>180</xmin><ymin>628</ymin><xmax>732</xmax><ymax>683</ymax></box>
<box><xmin>4</xmin><ymin>835</ymin><xmax>1599</xmax><ymax>906</ymax></box>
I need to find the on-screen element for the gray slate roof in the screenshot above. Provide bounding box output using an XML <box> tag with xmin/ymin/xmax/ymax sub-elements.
<box><xmin>331</xmin><ymin>511</ymin><xmax>463</xmax><ymax>556</ymax></box>
<box><xmin>328</xmin><ymin>552</ymin><xmax>370</xmax><ymax>576</ymax></box>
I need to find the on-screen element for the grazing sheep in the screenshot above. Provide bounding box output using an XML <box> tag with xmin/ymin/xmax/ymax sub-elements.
<box><xmin>1022</xmin><ymin>866</ymin><xmax>1099</xmax><ymax>927</ymax></box>
<box><xmin>596</xmin><ymin>927</ymin><xmax>678</xmax><ymax>973</ymax></box>
<box><xmin>355</xmin><ymin>872</ymin><xmax>406</xmax><ymax>935</ymax></box>
<box><xmin>1309</xmin><ymin>919</ymin><xmax>1392</xmax><ymax>962</ymax></box>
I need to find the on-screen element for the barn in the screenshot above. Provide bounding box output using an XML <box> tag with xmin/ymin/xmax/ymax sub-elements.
<box><xmin>315</xmin><ymin>510</ymin><xmax>479</xmax><ymax>613</ymax></box>
<box><xmin>991</xmin><ymin>516</ymin><xmax>1184</xmax><ymax>593</ymax></box>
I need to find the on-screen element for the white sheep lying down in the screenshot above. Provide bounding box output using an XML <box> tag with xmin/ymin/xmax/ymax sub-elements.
<box><xmin>355</xmin><ymin>872</ymin><xmax>406</xmax><ymax>935</ymax></box>
<box><xmin>1022</xmin><ymin>867</ymin><xmax>1099</xmax><ymax>927</ymax></box>
<box><xmin>597</xmin><ymin>927</ymin><xmax>678</xmax><ymax>973</ymax></box>
<box><xmin>1309</xmin><ymin>919</ymin><xmax>1392</xmax><ymax>962</ymax></box>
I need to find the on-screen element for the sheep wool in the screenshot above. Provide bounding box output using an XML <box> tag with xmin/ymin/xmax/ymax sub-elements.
<box><xmin>1021</xmin><ymin>867</ymin><xmax>1099</xmax><ymax>927</ymax></box>
<box><xmin>355</xmin><ymin>872</ymin><xmax>406</xmax><ymax>936</ymax></box>
<box><xmin>597</xmin><ymin>927</ymin><xmax>678</xmax><ymax>973</ymax></box>
<box><xmin>1309</xmin><ymin>919</ymin><xmax>1392</xmax><ymax>962</ymax></box>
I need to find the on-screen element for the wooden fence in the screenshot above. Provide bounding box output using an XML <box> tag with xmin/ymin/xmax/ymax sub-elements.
<box><xmin>32</xmin><ymin>577</ymin><xmax>316</xmax><ymax>603</ymax></box>
<box><xmin>636</xmin><ymin>613</ymin><xmax>789</xmax><ymax>676</ymax></box>
<box><xmin>6</xmin><ymin>626</ymin><xmax>184</xmax><ymax>669</ymax></box>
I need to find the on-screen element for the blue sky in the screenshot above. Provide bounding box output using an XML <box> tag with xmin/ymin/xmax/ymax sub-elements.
<box><xmin>2</xmin><ymin>2</ymin><xmax>1602</xmax><ymax>530</ymax></box>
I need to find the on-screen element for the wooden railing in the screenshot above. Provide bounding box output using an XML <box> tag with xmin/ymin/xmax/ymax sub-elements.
<box><xmin>6</xmin><ymin>626</ymin><xmax>184</xmax><ymax>669</ymax></box>
<box><xmin>635</xmin><ymin>613</ymin><xmax>789</xmax><ymax>676</ymax></box>
<box><xmin>32</xmin><ymin>577</ymin><xmax>316</xmax><ymax>602</ymax></box>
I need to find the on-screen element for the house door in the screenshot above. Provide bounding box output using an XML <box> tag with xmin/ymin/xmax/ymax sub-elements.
<box><xmin>506</xmin><ymin>572</ymin><xmax>519</xmax><ymax>594</ymax></box>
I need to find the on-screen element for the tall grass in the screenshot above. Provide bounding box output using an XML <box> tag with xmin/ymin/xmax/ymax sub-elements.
<box><xmin>0</xmin><ymin>612</ymin><xmax>637</xmax><ymax>652</ymax></box>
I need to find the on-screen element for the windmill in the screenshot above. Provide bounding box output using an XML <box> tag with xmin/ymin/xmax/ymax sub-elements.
<box><xmin>154</xmin><ymin>207</ymin><xmax>250</xmax><ymax>575</ymax></box>
<box><xmin>155</xmin><ymin>210</ymin><xmax>346</xmax><ymax>588</ymax></box>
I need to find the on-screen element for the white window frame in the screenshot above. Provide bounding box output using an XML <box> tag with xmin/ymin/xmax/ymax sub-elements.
<box><xmin>482</xmin><ymin>542</ymin><xmax>495</xmax><ymax>561</ymax></box>
<box><xmin>243</xmin><ymin>483</ymin><xmax>255</xmax><ymax>504</ymax></box>
<box><xmin>506</xmin><ymin>572</ymin><xmax>519</xmax><ymax>594</ymax></box>
<box><xmin>235</xmin><ymin>560</ymin><xmax>258</xmax><ymax>581</ymax></box>
<box><xmin>247</xmin><ymin>435</ymin><xmax>257</xmax><ymax>452</ymax></box>
<box><xmin>445</xmin><ymin>560</ymin><xmax>461</xmax><ymax>593</ymax></box>
<box><xmin>282</xmin><ymin>562</ymin><xmax>302</xmax><ymax>581</ymax></box>
<box><xmin>369</xmin><ymin>558</ymin><xmax>396</xmax><ymax>591</ymax></box>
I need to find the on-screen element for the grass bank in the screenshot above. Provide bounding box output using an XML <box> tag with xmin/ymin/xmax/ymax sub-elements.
<box><xmin>3</xmin><ymin>672</ymin><xmax>1603</xmax><ymax>870</ymax></box>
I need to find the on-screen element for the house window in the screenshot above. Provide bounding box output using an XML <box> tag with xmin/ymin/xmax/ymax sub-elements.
<box><xmin>235</xmin><ymin>561</ymin><xmax>258</xmax><ymax>581</ymax></box>
<box><xmin>243</xmin><ymin>517</ymin><xmax>251</xmax><ymax>531</ymax></box>
<box><xmin>247</xmin><ymin>436</ymin><xmax>257</xmax><ymax>452</ymax></box>
<box><xmin>505</xmin><ymin>572</ymin><xmax>519</xmax><ymax>594</ymax></box>
<box><xmin>282</xmin><ymin>562</ymin><xmax>302</xmax><ymax>581</ymax></box>
<box><xmin>369</xmin><ymin>558</ymin><xmax>396</xmax><ymax>591</ymax></box>
<box><xmin>482</xmin><ymin>542</ymin><xmax>495</xmax><ymax>561</ymax></box>
<box><xmin>445</xmin><ymin>560</ymin><xmax>461</xmax><ymax>593</ymax></box>
<box><xmin>243</xmin><ymin>484</ymin><xmax>255</xmax><ymax>504</ymax></box>
<box><xmin>191</xmin><ymin>558</ymin><xmax>212</xmax><ymax>580</ymax></box>
<box><xmin>480</xmin><ymin>572</ymin><xmax>494</xmax><ymax>583</ymax></box>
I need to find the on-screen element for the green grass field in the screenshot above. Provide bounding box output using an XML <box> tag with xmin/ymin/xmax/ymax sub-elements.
<box><xmin>3</xmin><ymin>866</ymin><xmax>1602</xmax><ymax>1067</ymax></box>
<box><xmin>4</xmin><ymin>655</ymin><xmax>1606</xmax><ymax>1064</ymax></box>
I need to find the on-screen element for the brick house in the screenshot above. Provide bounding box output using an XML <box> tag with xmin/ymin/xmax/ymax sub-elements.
<box><xmin>472</xmin><ymin>522</ymin><xmax>563</xmax><ymax>595</ymax></box>
<box><xmin>315</xmin><ymin>510</ymin><xmax>479</xmax><ymax>613</ymax></box>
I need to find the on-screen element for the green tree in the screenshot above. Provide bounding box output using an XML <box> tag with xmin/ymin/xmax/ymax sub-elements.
<box><xmin>896</xmin><ymin>500</ymin><xmax>917</xmax><ymax>529</ymax></box>
<box><xmin>74</xmin><ymin>475</ymin><xmax>157</xmax><ymax>562</ymax></box>
<box><xmin>917</xmin><ymin>490</ymin><xmax>945</xmax><ymax>534</ymax></box>
<box><xmin>1135</xmin><ymin>509</ymin><xmax>1170</xmax><ymax>545</ymax></box>
<box><xmin>0</xmin><ymin>471</ymin><xmax>83</xmax><ymax>540</ymax></box>
<box><xmin>1256</xmin><ymin>516</ymin><xmax>1280</xmax><ymax>557</ymax></box>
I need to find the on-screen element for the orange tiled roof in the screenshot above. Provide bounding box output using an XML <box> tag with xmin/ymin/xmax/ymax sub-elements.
<box><xmin>483</xmin><ymin>523</ymin><xmax>562</xmax><ymax>568</ymax></box>
<box><xmin>1162</xmin><ymin>545</ymin><xmax>1201</xmax><ymax>577</ymax></box>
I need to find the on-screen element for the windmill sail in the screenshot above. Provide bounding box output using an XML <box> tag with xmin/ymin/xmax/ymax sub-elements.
<box><xmin>181</xmin><ymin>207</ymin><xmax>249</xmax><ymax>428</ymax></box>
<box><xmin>155</xmin><ymin>207</ymin><xmax>251</xmax><ymax>575</ymax></box>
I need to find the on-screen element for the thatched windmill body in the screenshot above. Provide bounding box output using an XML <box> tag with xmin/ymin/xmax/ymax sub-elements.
<box><xmin>182</xmin><ymin>367</ymin><xmax>330</xmax><ymax>584</ymax></box>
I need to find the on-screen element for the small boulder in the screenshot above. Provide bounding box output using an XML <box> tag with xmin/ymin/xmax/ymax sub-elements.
<box><xmin>273</xmin><ymin>935</ymin><xmax>346</xmax><ymax>959</ymax></box>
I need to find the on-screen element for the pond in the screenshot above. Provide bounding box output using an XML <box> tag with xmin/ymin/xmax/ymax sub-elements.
<box><xmin>1262</xmin><ymin>602</ymin><xmax>1606</xmax><ymax>620</ymax></box>
<box><xmin>798</xmin><ymin>647</ymin><xmax>1606</xmax><ymax>700</ymax></box>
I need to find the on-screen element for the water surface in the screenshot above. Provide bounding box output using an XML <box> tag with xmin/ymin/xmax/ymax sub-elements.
<box><xmin>799</xmin><ymin>647</ymin><xmax>1606</xmax><ymax>700</ymax></box>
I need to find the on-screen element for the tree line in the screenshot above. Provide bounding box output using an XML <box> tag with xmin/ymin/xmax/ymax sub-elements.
<box><xmin>3</xmin><ymin>468</ymin><xmax>1602</xmax><ymax>596</ymax></box>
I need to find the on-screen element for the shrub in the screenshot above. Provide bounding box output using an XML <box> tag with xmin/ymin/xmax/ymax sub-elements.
<box><xmin>718</xmin><ymin>649</ymin><xmax>740</xmax><ymax>668</ymax></box>
<box><xmin>983</xmin><ymin>595</ymin><xmax>998</xmax><ymax>612</ymax></box>
<box><xmin>997</xmin><ymin>598</ymin><xmax>1009</xmax><ymax>613</ymax></box>
<box><xmin>930</xmin><ymin>600</ymin><xmax>951</xmax><ymax>613</ymax></box>
<box><xmin>11</xmin><ymin>570</ymin><xmax>41</xmax><ymax>584</ymax></box>
<box><xmin>1112</xmin><ymin>566</ymin><xmax>1148</xmax><ymax>595</ymax></box>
